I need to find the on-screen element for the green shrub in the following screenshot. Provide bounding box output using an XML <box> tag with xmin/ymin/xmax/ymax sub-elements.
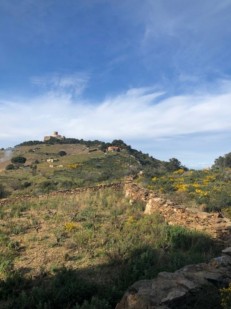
<box><xmin>58</xmin><ymin>151</ymin><xmax>67</xmax><ymax>156</ymax></box>
<box><xmin>5</xmin><ymin>164</ymin><xmax>15</xmax><ymax>170</ymax></box>
<box><xmin>22</xmin><ymin>181</ymin><xmax>31</xmax><ymax>188</ymax></box>
<box><xmin>0</xmin><ymin>184</ymin><xmax>7</xmax><ymax>198</ymax></box>
<box><xmin>11</xmin><ymin>156</ymin><xmax>26</xmax><ymax>164</ymax></box>
<box><xmin>0</xmin><ymin>269</ymin><xmax>99</xmax><ymax>309</ymax></box>
<box><xmin>204</xmin><ymin>191</ymin><xmax>231</xmax><ymax>212</ymax></box>
<box><xmin>37</xmin><ymin>181</ymin><xmax>57</xmax><ymax>193</ymax></box>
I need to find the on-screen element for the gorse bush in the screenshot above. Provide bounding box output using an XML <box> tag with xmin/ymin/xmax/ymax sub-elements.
<box><xmin>147</xmin><ymin>168</ymin><xmax>231</xmax><ymax>212</ymax></box>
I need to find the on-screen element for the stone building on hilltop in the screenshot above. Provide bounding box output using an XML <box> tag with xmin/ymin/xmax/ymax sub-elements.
<box><xmin>107</xmin><ymin>146</ymin><xmax>121</xmax><ymax>152</ymax></box>
<box><xmin>44</xmin><ymin>131</ymin><xmax>65</xmax><ymax>142</ymax></box>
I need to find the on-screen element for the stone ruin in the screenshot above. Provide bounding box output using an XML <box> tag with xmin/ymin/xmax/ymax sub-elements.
<box><xmin>124</xmin><ymin>182</ymin><xmax>231</xmax><ymax>240</ymax></box>
<box><xmin>116</xmin><ymin>182</ymin><xmax>231</xmax><ymax>308</ymax></box>
<box><xmin>44</xmin><ymin>131</ymin><xmax>65</xmax><ymax>142</ymax></box>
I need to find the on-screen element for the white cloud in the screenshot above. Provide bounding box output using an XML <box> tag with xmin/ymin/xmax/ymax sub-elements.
<box><xmin>0</xmin><ymin>80</ymin><xmax>231</xmax><ymax>140</ymax></box>
<box><xmin>1</xmin><ymin>79</ymin><xmax>231</xmax><ymax>167</ymax></box>
<box><xmin>31</xmin><ymin>72</ymin><xmax>90</xmax><ymax>96</ymax></box>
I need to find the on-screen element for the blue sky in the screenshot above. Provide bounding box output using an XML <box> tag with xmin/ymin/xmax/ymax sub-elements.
<box><xmin>1</xmin><ymin>0</ymin><xmax>231</xmax><ymax>168</ymax></box>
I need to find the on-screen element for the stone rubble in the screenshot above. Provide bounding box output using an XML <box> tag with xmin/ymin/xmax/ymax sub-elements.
<box><xmin>124</xmin><ymin>183</ymin><xmax>231</xmax><ymax>240</ymax></box>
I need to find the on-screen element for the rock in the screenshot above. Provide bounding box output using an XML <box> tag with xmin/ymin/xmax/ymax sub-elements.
<box><xmin>116</xmin><ymin>249</ymin><xmax>231</xmax><ymax>309</ymax></box>
<box><xmin>222</xmin><ymin>247</ymin><xmax>231</xmax><ymax>256</ymax></box>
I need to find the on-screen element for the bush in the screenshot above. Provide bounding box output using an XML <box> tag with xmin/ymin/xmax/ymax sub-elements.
<box><xmin>58</xmin><ymin>151</ymin><xmax>67</xmax><ymax>156</ymax></box>
<box><xmin>37</xmin><ymin>181</ymin><xmax>57</xmax><ymax>193</ymax></box>
<box><xmin>204</xmin><ymin>191</ymin><xmax>231</xmax><ymax>212</ymax></box>
<box><xmin>5</xmin><ymin>164</ymin><xmax>15</xmax><ymax>170</ymax></box>
<box><xmin>22</xmin><ymin>182</ymin><xmax>31</xmax><ymax>188</ymax></box>
<box><xmin>0</xmin><ymin>184</ymin><xmax>7</xmax><ymax>198</ymax></box>
<box><xmin>0</xmin><ymin>269</ymin><xmax>99</xmax><ymax>308</ymax></box>
<box><xmin>221</xmin><ymin>283</ymin><xmax>231</xmax><ymax>309</ymax></box>
<box><xmin>11</xmin><ymin>156</ymin><xmax>26</xmax><ymax>164</ymax></box>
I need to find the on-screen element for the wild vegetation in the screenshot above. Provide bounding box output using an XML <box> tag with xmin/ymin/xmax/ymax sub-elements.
<box><xmin>142</xmin><ymin>166</ymin><xmax>231</xmax><ymax>218</ymax></box>
<box><xmin>0</xmin><ymin>140</ymin><xmax>231</xmax><ymax>308</ymax></box>
<box><xmin>0</xmin><ymin>140</ymin><xmax>184</xmax><ymax>198</ymax></box>
<box><xmin>213</xmin><ymin>152</ymin><xmax>231</xmax><ymax>170</ymax></box>
<box><xmin>0</xmin><ymin>189</ymin><xmax>221</xmax><ymax>308</ymax></box>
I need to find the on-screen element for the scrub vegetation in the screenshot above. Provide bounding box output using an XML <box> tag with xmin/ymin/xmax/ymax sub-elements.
<box><xmin>0</xmin><ymin>189</ymin><xmax>220</xmax><ymax>308</ymax></box>
<box><xmin>0</xmin><ymin>140</ymin><xmax>231</xmax><ymax>308</ymax></box>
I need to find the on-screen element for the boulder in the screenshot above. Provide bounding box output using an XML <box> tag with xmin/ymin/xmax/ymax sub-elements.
<box><xmin>116</xmin><ymin>249</ymin><xmax>231</xmax><ymax>309</ymax></box>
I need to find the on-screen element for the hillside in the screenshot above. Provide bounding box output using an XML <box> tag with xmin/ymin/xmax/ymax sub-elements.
<box><xmin>0</xmin><ymin>139</ymin><xmax>231</xmax><ymax>308</ymax></box>
<box><xmin>0</xmin><ymin>185</ymin><xmax>223</xmax><ymax>309</ymax></box>
<box><xmin>0</xmin><ymin>138</ymin><xmax>184</xmax><ymax>198</ymax></box>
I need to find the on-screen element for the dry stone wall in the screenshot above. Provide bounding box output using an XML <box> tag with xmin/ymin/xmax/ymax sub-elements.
<box><xmin>0</xmin><ymin>182</ymin><xmax>124</xmax><ymax>207</ymax></box>
<box><xmin>1</xmin><ymin>180</ymin><xmax>231</xmax><ymax>241</ymax></box>
<box><xmin>124</xmin><ymin>183</ymin><xmax>231</xmax><ymax>240</ymax></box>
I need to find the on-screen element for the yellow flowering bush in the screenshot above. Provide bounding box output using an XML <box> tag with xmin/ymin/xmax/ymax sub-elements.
<box><xmin>195</xmin><ymin>189</ymin><xmax>208</xmax><ymax>197</ymax></box>
<box><xmin>174</xmin><ymin>183</ymin><xmax>188</xmax><ymax>192</ymax></box>
<box><xmin>220</xmin><ymin>284</ymin><xmax>231</xmax><ymax>309</ymax></box>
<box><xmin>67</xmin><ymin>163</ymin><xmax>82</xmax><ymax>169</ymax></box>
<box><xmin>147</xmin><ymin>168</ymin><xmax>231</xmax><ymax>211</ymax></box>
<box><xmin>173</xmin><ymin>168</ymin><xmax>185</xmax><ymax>175</ymax></box>
<box><xmin>192</xmin><ymin>183</ymin><xmax>200</xmax><ymax>188</ymax></box>
<box><xmin>64</xmin><ymin>222</ymin><xmax>81</xmax><ymax>232</ymax></box>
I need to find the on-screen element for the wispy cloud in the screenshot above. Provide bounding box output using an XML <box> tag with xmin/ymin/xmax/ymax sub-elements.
<box><xmin>120</xmin><ymin>0</ymin><xmax>231</xmax><ymax>86</ymax></box>
<box><xmin>1</xmin><ymin>78</ymin><xmax>231</xmax><ymax>167</ymax></box>
<box><xmin>139</xmin><ymin>0</ymin><xmax>231</xmax><ymax>43</ymax></box>
<box><xmin>31</xmin><ymin>73</ymin><xmax>90</xmax><ymax>96</ymax></box>
<box><xmin>0</xmin><ymin>79</ymin><xmax>231</xmax><ymax>143</ymax></box>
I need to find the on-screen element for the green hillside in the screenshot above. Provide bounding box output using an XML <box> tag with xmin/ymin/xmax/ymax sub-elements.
<box><xmin>0</xmin><ymin>138</ymin><xmax>184</xmax><ymax>198</ymax></box>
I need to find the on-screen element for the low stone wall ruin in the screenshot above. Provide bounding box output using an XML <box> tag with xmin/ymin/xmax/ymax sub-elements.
<box><xmin>0</xmin><ymin>182</ymin><xmax>124</xmax><ymax>207</ymax></box>
<box><xmin>117</xmin><ymin>183</ymin><xmax>231</xmax><ymax>308</ymax></box>
<box><xmin>2</xmin><ymin>181</ymin><xmax>231</xmax><ymax>241</ymax></box>
<box><xmin>124</xmin><ymin>182</ymin><xmax>231</xmax><ymax>240</ymax></box>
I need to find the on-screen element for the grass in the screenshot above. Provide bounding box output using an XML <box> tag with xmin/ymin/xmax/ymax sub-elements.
<box><xmin>0</xmin><ymin>144</ymin><xmax>139</xmax><ymax>197</ymax></box>
<box><xmin>0</xmin><ymin>188</ymin><xmax>221</xmax><ymax>308</ymax></box>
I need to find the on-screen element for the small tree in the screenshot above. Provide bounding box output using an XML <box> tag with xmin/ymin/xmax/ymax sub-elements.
<box><xmin>11</xmin><ymin>156</ymin><xmax>26</xmax><ymax>164</ymax></box>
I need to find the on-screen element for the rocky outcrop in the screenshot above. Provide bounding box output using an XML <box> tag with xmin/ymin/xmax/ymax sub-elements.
<box><xmin>116</xmin><ymin>248</ymin><xmax>231</xmax><ymax>309</ymax></box>
<box><xmin>124</xmin><ymin>183</ymin><xmax>231</xmax><ymax>240</ymax></box>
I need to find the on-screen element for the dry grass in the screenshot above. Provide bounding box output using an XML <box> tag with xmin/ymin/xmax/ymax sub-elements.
<box><xmin>0</xmin><ymin>187</ymin><xmax>222</xmax><ymax>308</ymax></box>
<box><xmin>0</xmin><ymin>189</ymin><xmax>130</xmax><ymax>278</ymax></box>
